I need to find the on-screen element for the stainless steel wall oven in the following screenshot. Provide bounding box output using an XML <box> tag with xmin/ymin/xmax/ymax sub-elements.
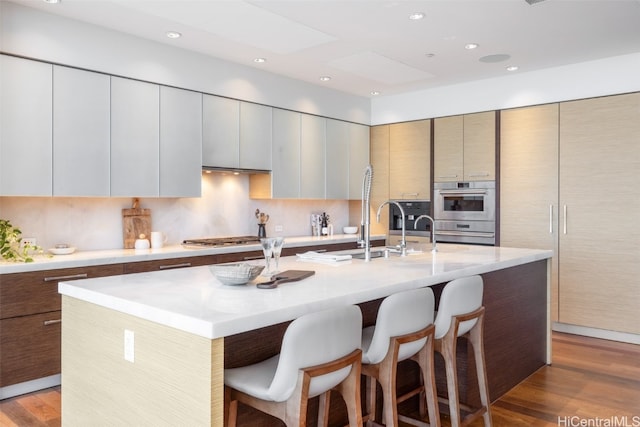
<box><xmin>433</xmin><ymin>181</ymin><xmax>495</xmax><ymax>245</ymax></box>
<box><xmin>388</xmin><ymin>200</ymin><xmax>431</xmax><ymax>238</ymax></box>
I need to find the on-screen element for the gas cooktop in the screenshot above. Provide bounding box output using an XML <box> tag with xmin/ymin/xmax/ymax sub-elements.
<box><xmin>182</xmin><ymin>236</ymin><xmax>262</xmax><ymax>247</ymax></box>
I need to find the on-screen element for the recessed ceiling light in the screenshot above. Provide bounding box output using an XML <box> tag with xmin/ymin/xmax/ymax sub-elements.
<box><xmin>370</xmin><ymin>91</ymin><xmax>380</xmax><ymax>96</ymax></box>
<box><xmin>408</xmin><ymin>12</ymin><xmax>425</xmax><ymax>20</ymax></box>
<box><xmin>166</xmin><ymin>31</ymin><xmax>182</xmax><ymax>39</ymax></box>
<box><xmin>42</xmin><ymin>0</ymin><xmax>60</xmax><ymax>3</ymax></box>
<box><xmin>465</xmin><ymin>43</ymin><xmax>479</xmax><ymax>50</ymax></box>
<box><xmin>506</xmin><ymin>65</ymin><xmax>519</xmax><ymax>72</ymax></box>
<box><xmin>425</xmin><ymin>53</ymin><xmax>436</xmax><ymax>58</ymax></box>
<box><xmin>254</xmin><ymin>58</ymin><xmax>267</xmax><ymax>63</ymax></box>
<box><xmin>319</xmin><ymin>76</ymin><xmax>332</xmax><ymax>82</ymax></box>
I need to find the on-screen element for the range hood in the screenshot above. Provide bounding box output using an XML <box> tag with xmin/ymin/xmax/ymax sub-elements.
<box><xmin>202</xmin><ymin>166</ymin><xmax>270</xmax><ymax>175</ymax></box>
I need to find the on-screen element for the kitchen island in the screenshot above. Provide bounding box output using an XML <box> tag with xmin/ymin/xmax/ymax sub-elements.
<box><xmin>58</xmin><ymin>244</ymin><xmax>552</xmax><ymax>426</ymax></box>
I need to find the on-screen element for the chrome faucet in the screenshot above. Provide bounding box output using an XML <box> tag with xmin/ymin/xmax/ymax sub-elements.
<box><xmin>377</xmin><ymin>201</ymin><xmax>407</xmax><ymax>256</ymax></box>
<box><xmin>415</xmin><ymin>215</ymin><xmax>437</xmax><ymax>252</ymax></box>
<box><xmin>358</xmin><ymin>165</ymin><xmax>374</xmax><ymax>262</ymax></box>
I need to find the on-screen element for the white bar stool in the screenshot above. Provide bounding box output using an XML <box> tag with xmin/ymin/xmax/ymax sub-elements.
<box><xmin>360</xmin><ymin>288</ymin><xmax>440</xmax><ymax>427</ymax></box>
<box><xmin>434</xmin><ymin>275</ymin><xmax>492</xmax><ymax>427</ymax></box>
<box><xmin>224</xmin><ymin>305</ymin><xmax>363</xmax><ymax>427</ymax></box>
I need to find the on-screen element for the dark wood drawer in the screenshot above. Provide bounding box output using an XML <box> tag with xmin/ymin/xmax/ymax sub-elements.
<box><xmin>0</xmin><ymin>264</ymin><xmax>123</xmax><ymax>319</ymax></box>
<box><xmin>123</xmin><ymin>255</ymin><xmax>217</xmax><ymax>274</ymax></box>
<box><xmin>0</xmin><ymin>311</ymin><xmax>61</xmax><ymax>387</ymax></box>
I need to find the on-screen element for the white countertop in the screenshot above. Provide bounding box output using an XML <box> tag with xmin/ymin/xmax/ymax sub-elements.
<box><xmin>0</xmin><ymin>234</ymin><xmax>381</xmax><ymax>274</ymax></box>
<box><xmin>58</xmin><ymin>244</ymin><xmax>552</xmax><ymax>339</ymax></box>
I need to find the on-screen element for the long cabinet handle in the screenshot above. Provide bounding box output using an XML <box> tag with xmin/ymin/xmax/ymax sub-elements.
<box><xmin>401</xmin><ymin>192</ymin><xmax>419</xmax><ymax>198</ymax></box>
<box><xmin>549</xmin><ymin>205</ymin><xmax>553</xmax><ymax>234</ymax></box>
<box><xmin>43</xmin><ymin>319</ymin><xmax>62</xmax><ymax>326</ymax></box>
<box><xmin>563</xmin><ymin>205</ymin><xmax>567</xmax><ymax>235</ymax></box>
<box><xmin>467</xmin><ymin>172</ymin><xmax>490</xmax><ymax>177</ymax></box>
<box><xmin>158</xmin><ymin>263</ymin><xmax>191</xmax><ymax>270</ymax></box>
<box><xmin>436</xmin><ymin>174</ymin><xmax>458</xmax><ymax>179</ymax></box>
<box><xmin>44</xmin><ymin>273</ymin><xmax>88</xmax><ymax>282</ymax></box>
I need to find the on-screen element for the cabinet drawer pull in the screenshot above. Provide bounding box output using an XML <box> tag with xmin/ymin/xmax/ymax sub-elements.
<box><xmin>158</xmin><ymin>263</ymin><xmax>191</xmax><ymax>270</ymax></box>
<box><xmin>44</xmin><ymin>273</ymin><xmax>88</xmax><ymax>282</ymax></box>
<box><xmin>43</xmin><ymin>319</ymin><xmax>62</xmax><ymax>326</ymax></box>
<box><xmin>437</xmin><ymin>175</ymin><xmax>458</xmax><ymax>179</ymax></box>
<box><xmin>401</xmin><ymin>192</ymin><xmax>419</xmax><ymax>198</ymax></box>
<box><xmin>468</xmin><ymin>172</ymin><xmax>490</xmax><ymax>177</ymax></box>
<box><xmin>243</xmin><ymin>255</ymin><xmax>263</xmax><ymax>261</ymax></box>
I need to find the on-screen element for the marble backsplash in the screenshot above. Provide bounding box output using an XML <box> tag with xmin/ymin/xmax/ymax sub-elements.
<box><xmin>0</xmin><ymin>173</ymin><xmax>352</xmax><ymax>251</ymax></box>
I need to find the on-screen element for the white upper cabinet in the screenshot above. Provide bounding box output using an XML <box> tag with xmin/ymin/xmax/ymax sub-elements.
<box><xmin>300</xmin><ymin>114</ymin><xmax>326</xmax><ymax>199</ymax></box>
<box><xmin>239</xmin><ymin>102</ymin><xmax>272</xmax><ymax>171</ymax></box>
<box><xmin>110</xmin><ymin>77</ymin><xmax>160</xmax><ymax>197</ymax></box>
<box><xmin>160</xmin><ymin>86</ymin><xmax>202</xmax><ymax>197</ymax></box>
<box><xmin>202</xmin><ymin>95</ymin><xmax>239</xmax><ymax>169</ymax></box>
<box><xmin>0</xmin><ymin>55</ymin><xmax>52</xmax><ymax>196</ymax></box>
<box><xmin>348</xmin><ymin>123</ymin><xmax>370</xmax><ymax>200</ymax></box>
<box><xmin>271</xmin><ymin>109</ymin><xmax>301</xmax><ymax>198</ymax></box>
<box><xmin>53</xmin><ymin>66</ymin><xmax>110</xmax><ymax>197</ymax></box>
<box><xmin>326</xmin><ymin>119</ymin><xmax>350</xmax><ymax>200</ymax></box>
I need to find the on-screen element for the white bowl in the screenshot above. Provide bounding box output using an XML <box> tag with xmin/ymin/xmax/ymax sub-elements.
<box><xmin>209</xmin><ymin>263</ymin><xmax>265</xmax><ymax>285</ymax></box>
<box><xmin>343</xmin><ymin>226</ymin><xmax>358</xmax><ymax>235</ymax></box>
<box><xmin>49</xmin><ymin>246</ymin><xmax>76</xmax><ymax>255</ymax></box>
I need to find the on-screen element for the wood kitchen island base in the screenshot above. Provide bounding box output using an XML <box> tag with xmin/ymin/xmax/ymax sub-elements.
<box><xmin>59</xmin><ymin>244</ymin><xmax>551</xmax><ymax>426</ymax></box>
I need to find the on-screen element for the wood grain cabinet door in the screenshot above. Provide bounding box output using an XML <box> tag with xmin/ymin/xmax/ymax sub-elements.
<box><xmin>389</xmin><ymin>119</ymin><xmax>431</xmax><ymax>200</ymax></box>
<box><xmin>558</xmin><ymin>93</ymin><xmax>640</xmax><ymax>334</ymax></box>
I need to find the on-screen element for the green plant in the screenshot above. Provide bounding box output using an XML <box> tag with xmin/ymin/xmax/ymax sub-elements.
<box><xmin>0</xmin><ymin>219</ymin><xmax>42</xmax><ymax>263</ymax></box>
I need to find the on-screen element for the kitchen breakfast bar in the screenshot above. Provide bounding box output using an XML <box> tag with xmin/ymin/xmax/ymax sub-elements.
<box><xmin>58</xmin><ymin>244</ymin><xmax>552</xmax><ymax>426</ymax></box>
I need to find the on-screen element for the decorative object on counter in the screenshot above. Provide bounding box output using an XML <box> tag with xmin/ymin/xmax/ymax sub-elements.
<box><xmin>122</xmin><ymin>198</ymin><xmax>151</xmax><ymax>249</ymax></box>
<box><xmin>320</xmin><ymin>212</ymin><xmax>331</xmax><ymax>236</ymax></box>
<box><xmin>49</xmin><ymin>243</ymin><xmax>76</xmax><ymax>255</ymax></box>
<box><xmin>255</xmin><ymin>208</ymin><xmax>269</xmax><ymax>238</ymax></box>
<box><xmin>209</xmin><ymin>263</ymin><xmax>265</xmax><ymax>286</ymax></box>
<box><xmin>150</xmin><ymin>231</ymin><xmax>167</xmax><ymax>249</ymax></box>
<box><xmin>310</xmin><ymin>213</ymin><xmax>322</xmax><ymax>236</ymax></box>
<box><xmin>260</xmin><ymin>237</ymin><xmax>275</xmax><ymax>275</ymax></box>
<box><xmin>134</xmin><ymin>234</ymin><xmax>150</xmax><ymax>250</ymax></box>
<box><xmin>271</xmin><ymin>237</ymin><xmax>285</xmax><ymax>273</ymax></box>
<box><xmin>0</xmin><ymin>219</ymin><xmax>44</xmax><ymax>262</ymax></box>
<box><xmin>343</xmin><ymin>226</ymin><xmax>358</xmax><ymax>234</ymax></box>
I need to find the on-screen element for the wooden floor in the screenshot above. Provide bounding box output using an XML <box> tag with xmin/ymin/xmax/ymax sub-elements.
<box><xmin>1</xmin><ymin>332</ymin><xmax>639</xmax><ymax>427</ymax></box>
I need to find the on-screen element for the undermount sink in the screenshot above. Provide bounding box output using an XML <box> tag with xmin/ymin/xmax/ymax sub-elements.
<box><xmin>351</xmin><ymin>249</ymin><xmax>386</xmax><ymax>260</ymax></box>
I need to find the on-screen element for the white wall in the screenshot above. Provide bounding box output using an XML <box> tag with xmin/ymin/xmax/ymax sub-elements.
<box><xmin>371</xmin><ymin>53</ymin><xmax>640</xmax><ymax>124</ymax></box>
<box><xmin>0</xmin><ymin>173</ymin><xmax>350</xmax><ymax>251</ymax></box>
<box><xmin>0</xmin><ymin>1</ymin><xmax>370</xmax><ymax>124</ymax></box>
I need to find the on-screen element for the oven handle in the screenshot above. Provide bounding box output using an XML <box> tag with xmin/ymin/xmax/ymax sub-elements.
<box><xmin>435</xmin><ymin>230</ymin><xmax>495</xmax><ymax>238</ymax></box>
<box><xmin>436</xmin><ymin>189</ymin><xmax>488</xmax><ymax>196</ymax></box>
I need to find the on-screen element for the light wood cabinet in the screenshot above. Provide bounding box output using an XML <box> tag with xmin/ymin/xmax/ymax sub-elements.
<box><xmin>110</xmin><ymin>77</ymin><xmax>160</xmax><ymax>197</ymax></box>
<box><xmin>53</xmin><ymin>66</ymin><xmax>111</xmax><ymax>196</ymax></box>
<box><xmin>500</xmin><ymin>104</ymin><xmax>560</xmax><ymax>321</ymax></box>
<box><xmin>434</xmin><ymin>111</ymin><xmax>495</xmax><ymax>182</ymax></box>
<box><xmin>159</xmin><ymin>86</ymin><xmax>202</xmax><ymax>197</ymax></box>
<box><xmin>389</xmin><ymin>119</ymin><xmax>431</xmax><ymax>200</ymax></box>
<box><xmin>558</xmin><ymin>93</ymin><xmax>640</xmax><ymax>335</ymax></box>
<box><xmin>0</xmin><ymin>55</ymin><xmax>52</xmax><ymax>196</ymax></box>
<box><xmin>368</xmin><ymin>125</ymin><xmax>391</xmax><ymax>235</ymax></box>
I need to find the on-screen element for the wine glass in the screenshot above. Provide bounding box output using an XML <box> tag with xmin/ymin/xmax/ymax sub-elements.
<box><xmin>260</xmin><ymin>238</ymin><xmax>275</xmax><ymax>276</ymax></box>
<box><xmin>271</xmin><ymin>237</ymin><xmax>285</xmax><ymax>274</ymax></box>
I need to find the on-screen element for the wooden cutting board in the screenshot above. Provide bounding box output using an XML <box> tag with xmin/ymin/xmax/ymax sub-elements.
<box><xmin>122</xmin><ymin>199</ymin><xmax>151</xmax><ymax>249</ymax></box>
<box><xmin>257</xmin><ymin>270</ymin><xmax>315</xmax><ymax>289</ymax></box>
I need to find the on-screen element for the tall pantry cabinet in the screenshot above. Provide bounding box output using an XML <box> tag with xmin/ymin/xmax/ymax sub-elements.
<box><xmin>558</xmin><ymin>93</ymin><xmax>640</xmax><ymax>335</ymax></box>
<box><xmin>501</xmin><ymin>93</ymin><xmax>640</xmax><ymax>336</ymax></box>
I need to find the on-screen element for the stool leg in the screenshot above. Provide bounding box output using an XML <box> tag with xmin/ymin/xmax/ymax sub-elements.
<box><xmin>470</xmin><ymin>324</ymin><xmax>492</xmax><ymax>426</ymax></box>
<box><xmin>318</xmin><ymin>391</ymin><xmax>331</xmax><ymax>427</ymax></box>
<box><xmin>378</xmin><ymin>356</ymin><xmax>398</xmax><ymax>427</ymax></box>
<box><xmin>365</xmin><ymin>373</ymin><xmax>377</xmax><ymax>422</ymax></box>
<box><xmin>440</xmin><ymin>332</ymin><xmax>462</xmax><ymax>427</ymax></box>
<box><xmin>414</xmin><ymin>338</ymin><xmax>440</xmax><ymax>426</ymax></box>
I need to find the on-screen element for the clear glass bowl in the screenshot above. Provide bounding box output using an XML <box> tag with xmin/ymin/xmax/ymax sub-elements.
<box><xmin>209</xmin><ymin>263</ymin><xmax>265</xmax><ymax>285</ymax></box>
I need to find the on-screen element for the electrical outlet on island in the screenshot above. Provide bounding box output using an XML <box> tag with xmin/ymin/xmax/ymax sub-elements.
<box><xmin>275</xmin><ymin>225</ymin><xmax>283</xmax><ymax>232</ymax></box>
<box><xmin>21</xmin><ymin>237</ymin><xmax>37</xmax><ymax>248</ymax></box>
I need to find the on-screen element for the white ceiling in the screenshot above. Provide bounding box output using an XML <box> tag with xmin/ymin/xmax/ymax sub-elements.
<box><xmin>10</xmin><ymin>0</ymin><xmax>640</xmax><ymax>98</ymax></box>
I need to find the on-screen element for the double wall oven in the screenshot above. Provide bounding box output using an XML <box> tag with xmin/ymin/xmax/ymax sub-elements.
<box><xmin>433</xmin><ymin>181</ymin><xmax>496</xmax><ymax>245</ymax></box>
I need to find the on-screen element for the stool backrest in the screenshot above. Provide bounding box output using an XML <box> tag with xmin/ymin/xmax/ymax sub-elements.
<box><xmin>267</xmin><ymin>305</ymin><xmax>362</xmax><ymax>401</ymax></box>
<box><xmin>434</xmin><ymin>275</ymin><xmax>484</xmax><ymax>339</ymax></box>
<box><xmin>365</xmin><ymin>287</ymin><xmax>435</xmax><ymax>364</ymax></box>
